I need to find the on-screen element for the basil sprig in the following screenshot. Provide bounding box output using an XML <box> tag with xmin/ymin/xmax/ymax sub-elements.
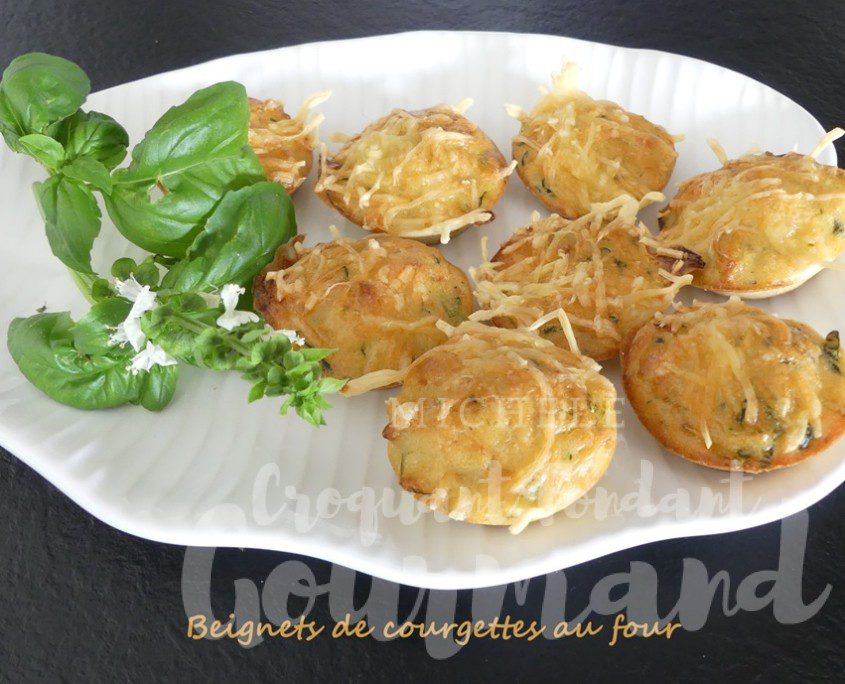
<box><xmin>142</xmin><ymin>293</ymin><xmax>343</xmax><ymax>425</ymax></box>
<box><xmin>0</xmin><ymin>53</ymin><xmax>127</xmax><ymax>274</ymax></box>
<box><xmin>1</xmin><ymin>53</ymin><xmax>341</xmax><ymax>426</ymax></box>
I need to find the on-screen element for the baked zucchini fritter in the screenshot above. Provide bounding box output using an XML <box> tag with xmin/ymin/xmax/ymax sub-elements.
<box><xmin>657</xmin><ymin>131</ymin><xmax>845</xmax><ymax>297</ymax></box>
<box><xmin>472</xmin><ymin>194</ymin><xmax>702</xmax><ymax>360</ymax></box>
<box><xmin>315</xmin><ymin>103</ymin><xmax>514</xmax><ymax>244</ymax></box>
<box><xmin>621</xmin><ymin>298</ymin><xmax>845</xmax><ymax>472</ymax></box>
<box><xmin>248</xmin><ymin>92</ymin><xmax>330</xmax><ymax>194</ymax></box>
<box><xmin>508</xmin><ymin>63</ymin><xmax>678</xmax><ymax>219</ymax></box>
<box><xmin>253</xmin><ymin>234</ymin><xmax>472</xmax><ymax>382</ymax></box>
<box><xmin>383</xmin><ymin>322</ymin><xmax>617</xmax><ymax>533</ymax></box>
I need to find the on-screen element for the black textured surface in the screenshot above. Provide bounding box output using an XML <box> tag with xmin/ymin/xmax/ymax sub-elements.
<box><xmin>0</xmin><ymin>0</ymin><xmax>843</xmax><ymax>680</ymax></box>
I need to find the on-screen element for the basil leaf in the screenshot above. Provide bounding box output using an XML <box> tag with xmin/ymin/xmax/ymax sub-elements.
<box><xmin>110</xmin><ymin>257</ymin><xmax>137</xmax><ymax>280</ymax></box>
<box><xmin>49</xmin><ymin>109</ymin><xmax>128</xmax><ymax>169</ymax></box>
<box><xmin>17</xmin><ymin>133</ymin><xmax>64</xmax><ymax>170</ymax></box>
<box><xmin>0</xmin><ymin>93</ymin><xmax>20</xmax><ymax>148</ymax></box>
<box><xmin>127</xmin><ymin>81</ymin><xmax>251</xmax><ymax>172</ymax></box>
<box><xmin>105</xmin><ymin>81</ymin><xmax>264</xmax><ymax>257</ymax></box>
<box><xmin>318</xmin><ymin>377</ymin><xmax>347</xmax><ymax>394</ymax></box>
<box><xmin>134</xmin><ymin>259</ymin><xmax>161</xmax><ymax>288</ymax></box>
<box><xmin>0</xmin><ymin>53</ymin><xmax>90</xmax><ymax>150</ymax></box>
<box><xmin>61</xmin><ymin>156</ymin><xmax>112</xmax><ymax>192</ymax></box>
<box><xmin>7</xmin><ymin>312</ymin><xmax>177</xmax><ymax>411</ymax></box>
<box><xmin>138</xmin><ymin>364</ymin><xmax>179</xmax><ymax>411</ymax></box>
<box><xmin>72</xmin><ymin>297</ymin><xmax>131</xmax><ymax>355</ymax></box>
<box><xmin>34</xmin><ymin>174</ymin><xmax>101</xmax><ymax>273</ymax></box>
<box><xmin>161</xmin><ymin>182</ymin><xmax>295</xmax><ymax>292</ymax></box>
<box><xmin>91</xmin><ymin>278</ymin><xmax>114</xmax><ymax>301</ymax></box>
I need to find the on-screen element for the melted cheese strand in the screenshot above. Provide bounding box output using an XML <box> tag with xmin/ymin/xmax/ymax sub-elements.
<box><xmin>707</xmin><ymin>138</ymin><xmax>729</xmax><ymax>165</ymax></box>
<box><xmin>342</xmin><ymin>368</ymin><xmax>407</xmax><ymax>396</ymax></box>
<box><xmin>809</xmin><ymin>127</ymin><xmax>845</xmax><ymax>160</ymax></box>
<box><xmin>530</xmin><ymin>308</ymin><xmax>580</xmax><ymax>355</ymax></box>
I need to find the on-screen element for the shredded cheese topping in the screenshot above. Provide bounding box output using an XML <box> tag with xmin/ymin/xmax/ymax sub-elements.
<box><xmin>342</xmin><ymin>368</ymin><xmax>408</xmax><ymax>397</ymax></box>
<box><xmin>471</xmin><ymin>194</ymin><xmax>697</xmax><ymax>360</ymax></box>
<box><xmin>316</xmin><ymin>104</ymin><xmax>511</xmax><ymax>242</ymax></box>
<box><xmin>529</xmin><ymin>308</ymin><xmax>580</xmax><ymax>355</ymax></box>
<box><xmin>707</xmin><ymin>138</ymin><xmax>729</xmax><ymax>166</ymax></box>
<box><xmin>509</xmin><ymin>62</ymin><xmax>678</xmax><ymax>218</ymax></box>
<box><xmin>809</xmin><ymin>127</ymin><xmax>844</xmax><ymax>160</ymax></box>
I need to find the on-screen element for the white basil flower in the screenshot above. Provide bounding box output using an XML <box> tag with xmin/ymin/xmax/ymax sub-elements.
<box><xmin>115</xmin><ymin>276</ymin><xmax>152</xmax><ymax>304</ymax></box>
<box><xmin>108</xmin><ymin>315</ymin><xmax>145</xmax><ymax>351</ymax></box>
<box><xmin>216</xmin><ymin>283</ymin><xmax>259</xmax><ymax>331</ymax></box>
<box><xmin>111</xmin><ymin>275</ymin><xmax>159</xmax><ymax>351</ymax></box>
<box><xmin>255</xmin><ymin>324</ymin><xmax>304</xmax><ymax>346</ymax></box>
<box><xmin>127</xmin><ymin>341</ymin><xmax>178</xmax><ymax>375</ymax></box>
<box><xmin>277</xmin><ymin>328</ymin><xmax>306</xmax><ymax>346</ymax></box>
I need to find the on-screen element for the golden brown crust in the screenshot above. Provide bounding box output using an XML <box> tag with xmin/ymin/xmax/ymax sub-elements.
<box><xmin>383</xmin><ymin>322</ymin><xmax>617</xmax><ymax>532</ymax></box>
<box><xmin>248</xmin><ymin>95</ymin><xmax>327</xmax><ymax>194</ymax></box>
<box><xmin>621</xmin><ymin>299</ymin><xmax>845</xmax><ymax>473</ymax></box>
<box><xmin>315</xmin><ymin>105</ymin><xmax>511</xmax><ymax>243</ymax></box>
<box><xmin>657</xmin><ymin>152</ymin><xmax>845</xmax><ymax>296</ymax></box>
<box><xmin>471</xmin><ymin>196</ymin><xmax>699</xmax><ymax>360</ymax></box>
<box><xmin>253</xmin><ymin>234</ymin><xmax>473</xmax><ymax>381</ymax></box>
<box><xmin>509</xmin><ymin>64</ymin><xmax>677</xmax><ymax>219</ymax></box>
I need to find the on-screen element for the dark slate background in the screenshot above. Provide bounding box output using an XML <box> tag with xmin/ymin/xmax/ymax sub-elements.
<box><xmin>0</xmin><ymin>0</ymin><xmax>842</xmax><ymax>680</ymax></box>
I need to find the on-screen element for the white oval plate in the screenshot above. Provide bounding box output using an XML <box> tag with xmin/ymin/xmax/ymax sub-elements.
<box><xmin>0</xmin><ymin>31</ymin><xmax>842</xmax><ymax>589</ymax></box>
